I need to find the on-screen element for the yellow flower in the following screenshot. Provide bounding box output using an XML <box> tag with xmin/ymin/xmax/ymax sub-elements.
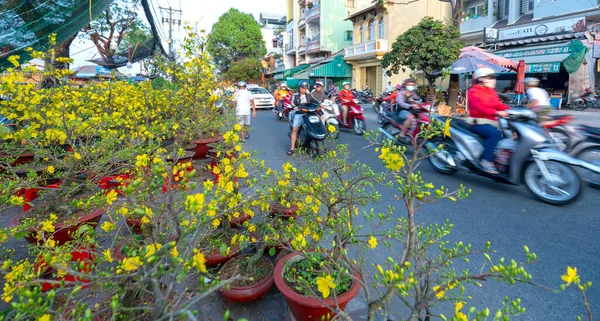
<box><xmin>327</xmin><ymin>124</ymin><xmax>336</xmax><ymax>133</ymax></box>
<box><xmin>144</xmin><ymin>243</ymin><xmax>162</xmax><ymax>259</ymax></box>
<box><xmin>454</xmin><ymin>302</ymin><xmax>468</xmax><ymax>321</ymax></box>
<box><xmin>291</xmin><ymin>234</ymin><xmax>307</xmax><ymax>250</ymax></box>
<box><xmin>305</xmin><ymin>195</ymin><xmax>313</xmax><ymax>204</ymax></box>
<box><xmin>315</xmin><ymin>274</ymin><xmax>337</xmax><ymax>299</ymax></box>
<box><xmin>9</xmin><ymin>196</ymin><xmax>24</xmax><ymax>206</ymax></box>
<box><xmin>192</xmin><ymin>250</ymin><xmax>207</xmax><ymax>273</ymax></box>
<box><xmin>171</xmin><ymin>246</ymin><xmax>179</xmax><ymax>258</ymax></box>
<box><xmin>37</xmin><ymin>314</ymin><xmax>51</xmax><ymax>321</ymax></box>
<box><xmin>368</xmin><ymin>236</ymin><xmax>377</xmax><ymax>249</ymax></box>
<box><xmin>100</xmin><ymin>221</ymin><xmax>115</xmax><ymax>232</ymax></box>
<box><xmin>561</xmin><ymin>266</ymin><xmax>579</xmax><ymax>286</ymax></box>
<box><xmin>234</xmin><ymin>124</ymin><xmax>242</xmax><ymax>131</ymax></box>
<box><xmin>73</xmin><ymin>152</ymin><xmax>82</xmax><ymax>160</ymax></box>
<box><xmin>211</xmin><ymin>218</ymin><xmax>221</xmax><ymax>228</ymax></box>
<box><xmin>103</xmin><ymin>249</ymin><xmax>114</xmax><ymax>263</ymax></box>
<box><xmin>121</xmin><ymin>257</ymin><xmax>142</xmax><ymax>272</ymax></box>
<box><xmin>443</xmin><ymin>118</ymin><xmax>452</xmax><ymax>138</ymax></box>
<box><xmin>46</xmin><ymin>166</ymin><xmax>55</xmax><ymax>174</ymax></box>
<box><xmin>105</xmin><ymin>190</ymin><xmax>118</xmax><ymax>205</ymax></box>
<box><xmin>432</xmin><ymin>285</ymin><xmax>445</xmax><ymax>299</ymax></box>
<box><xmin>45</xmin><ymin>239</ymin><xmax>56</xmax><ymax>248</ymax></box>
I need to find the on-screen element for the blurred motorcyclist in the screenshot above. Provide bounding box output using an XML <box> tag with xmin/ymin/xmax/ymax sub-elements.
<box><xmin>275</xmin><ymin>83</ymin><xmax>292</xmax><ymax>114</ymax></box>
<box><xmin>311</xmin><ymin>81</ymin><xmax>327</xmax><ymax>103</ymax></box>
<box><xmin>395</xmin><ymin>79</ymin><xmax>419</xmax><ymax>142</ymax></box>
<box><xmin>338</xmin><ymin>82</ymin><xmax>355</xmax><ymax>126</ymax></box>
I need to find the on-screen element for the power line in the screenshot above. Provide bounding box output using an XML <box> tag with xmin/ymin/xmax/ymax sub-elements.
<box><xmin>158</xmin><ymin>5</ymin><xmax>182</xmax><ymax>57</ymax></box>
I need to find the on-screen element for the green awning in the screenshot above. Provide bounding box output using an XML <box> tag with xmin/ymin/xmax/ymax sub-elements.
<box><xmin>283</xmin><ymin>64</ymin><xmax>310</xmax><ymax>78</ymax></box>
<box><xmin>293</xmin><ymin>55</ymin><xmax>352</xmax><ymax>79</ymax></box>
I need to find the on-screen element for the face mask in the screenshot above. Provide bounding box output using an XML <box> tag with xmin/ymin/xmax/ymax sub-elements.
<box><xmin>481</xmin><ymin>79</ymin><xmax>496</xmax><ymax>88</ymax></box>
<box><xmin>406</xmin><ymin>86</ymin><xmax>415</xmax><ymax>91</ymax></box>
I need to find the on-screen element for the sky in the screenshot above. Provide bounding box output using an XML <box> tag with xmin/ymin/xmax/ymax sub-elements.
<box><xmin>69</xmin><ymin>0</ymin><xmax>287</xmax><ymax>73</ymax></box>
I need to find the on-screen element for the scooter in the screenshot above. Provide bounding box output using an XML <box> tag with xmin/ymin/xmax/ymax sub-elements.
<box><xmin>275</xmin><ymin>95</ymin><xmax>293</xmax><ymax>121</ymax></box>
<box><xmin>427</xmin><ymin>108</ymin><xmax>600</xmax><ymax>205</ymax></box>
<box><xmin>378</xmin><ymin>103</ymin><xmax>431</xmax><ymax>145</ymax></box>
<box><xmin>373</xmin><ymin>91</ymin><xmax>394</xmax><ymax>114</ymax></box>
<box><xmin>338</xmin><ymin>99</ymin><xmax>366</xmax><ymax>135</ymax></box>
<box><xmin>320</xmin><ymin>99</ymin><xmax>340</xmax><ymax>139</ymax></box>
<box><xmin>288</xmin><ymin>103</ymin><xmax>327</xmax><ymax>156</ymax></box>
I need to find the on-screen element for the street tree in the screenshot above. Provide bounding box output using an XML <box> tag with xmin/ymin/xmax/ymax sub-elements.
<box><xmin>207</xmin><ymin>8</ymin><xmax>266</xmax><ymax>73</ymax></box>
<box><xmin>224</xmin><ymin>58</ymin><xmax>263</xmax><ymax>83</ymax></box>
<box><xmin>381</xmin><ymin>17</ymin><xmax>463</xmax><ymax>93</ymax></box>
<box><xmin>372</xmin><ymin>0</ymin><xmax>462</xmax><ymax>27</ymax></box>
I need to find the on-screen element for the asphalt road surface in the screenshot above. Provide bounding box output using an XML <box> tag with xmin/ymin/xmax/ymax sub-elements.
<box><xmin>244</xmin><ymin>107</ymin><xmax>600</xmax><ymax>320</ymax></box>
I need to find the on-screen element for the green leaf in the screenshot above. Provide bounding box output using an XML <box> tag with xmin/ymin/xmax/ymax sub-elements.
<box><xmin>219</xmin><ymin>243</ymin><xmax>227</xmax><ymax>256</ymax></box>
<box><xmin>269</xmin><ymin>247</ymin><xmax>276</xmax><ymax>257</ymax></box>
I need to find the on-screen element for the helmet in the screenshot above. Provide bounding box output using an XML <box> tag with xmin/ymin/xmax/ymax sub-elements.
<box><xmin>299</xmin><ymin>81</ymin><xmax>309</xmax><ymax>89</ymax></box>
<box><xmin>524</xmin><ymin>77</ymin><xmax>540</xmax><ymax>86</ymax></box>
<box><xmin>281</xmin><ymin>83</ymin><xmax>287</xmax><ymax>88</ymax></box>
<box><xmin>395</xmin><ymin>84</ymin><xmax>402</xmax><ymax>90</ymax></box>
<box><xmin>473</xmin><ymin>67</ymin><xmax>495</xmax><ymax>80</ymax></box>
<box><xmin>237</xmin><ymin>81</ymin><xmax>247</xmax><ymax>88</ymax></box>
<box><xmin>342</xmin><ymin>82</ymin><xmax>350</xmax><ymax>87</ymax></box>
<box><xmin>402</xmin><ymin>78</ymin><xmax>415</xmax><ymax>86</ymax></box>
<box><xmin>314</xmin><ymin>81</ymin><xmax>324</xmax><ymax>87</ymax></box>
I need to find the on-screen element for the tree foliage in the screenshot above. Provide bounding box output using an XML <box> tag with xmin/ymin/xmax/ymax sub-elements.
<box><xmin>372</xmin><ymin>0</ymin><xmax>462</xmax><ymax>27</ymax></box>
<box><xmin>207</xmin><ymin>8</ymin><xmax>267</xmax><ymax>72</ymax></box>
<box><xmin>224</xmin><ymin>58</ymin><xmax>263</xmax><ymax>83</ymax></box>
<box><xmin>381</xmin><ymin>17</ymin><xmax>463</xmax><ymax>85</ymax></box>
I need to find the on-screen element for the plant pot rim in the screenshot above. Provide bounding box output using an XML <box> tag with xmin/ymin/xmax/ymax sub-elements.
<box><xmin>191</xmin><ymin>135</ymin><xmax>224</xmax><ymax>144</ymax></box>
<box><xmin>274</xmin><ymin>252</ymin><xmax>361</xmax><ymax>308</ymax></box>
<box><xmin>9</xmin><ymin>207</ymin><xmax>107</xmax><ymax>230</ymax></box>
<box><xmin>219</xmin><ymin>255</ymin><xmax>274</xmax><ymax>289</ymax></box>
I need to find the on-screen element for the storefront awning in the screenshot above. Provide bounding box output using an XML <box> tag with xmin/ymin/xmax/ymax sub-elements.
<box><xmin>283</xmin><ymin>65</ymin><xmax>310</xmax><ymax>78</ymax></box>
<box><xmin>293</xmin><ymin>55</ymin><xmax>352</xmax><ymax>79</ymax></box>
<box><xmin>494</xmin><ymin>42</ymin><xmax>572</xmax><ymax>73</ymax></box>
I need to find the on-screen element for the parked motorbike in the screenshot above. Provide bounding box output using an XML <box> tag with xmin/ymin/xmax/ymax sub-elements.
<box><xmin>320</xmin><ymin>99</ymin><xmax>340</xmax><ymax>139</ymax></box>
<box><xmin>338</xmin><ymin>99</ymin><xmax>367</xmax><ymax>135</ymax></box>
<box><xmin>378</xmin><ymin>103</ymin><xmax>431</xmax><ymax>145</ymax></box>
<box><xmin>275</xmin><ymin>94</ymin><xmax>293</xmax><ymax>121</ymax></box>
<box><xmin>288</xmin><ymin>103</ymin><xmax>327</xmax><ymax>156</ymax></box>
<box><xmin>427</xmin><ymin>108</ymin><xmax>600</xmax><ymax>205</ymax></box>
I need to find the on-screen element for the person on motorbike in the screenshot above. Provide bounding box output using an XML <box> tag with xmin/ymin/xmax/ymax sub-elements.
<box><xmin>311</xmin><ymin>81</ymin><xmax>327</xmax><ymax>103</ymax></box>
<box><xmin>524</xmin><ymin>77</ymin><xmax>551</xmax><ymax>121</ymax></box>
<box><xmin>275</xmin><ymin>84</ymin><xmax>292</xmax><ymax>114</ymax></box>
<box><xmin>384</xmin><ymin>84</ymin><xmax>400</xmax><ymax>103</ymax></box>
<box><xmin>288</xmin><ymin>81</ymin><xmax>319</xmax><ymax>155</ymax></box>
<box><xmin>338</xmin><ymin>82</ymin><xmax>355</xmax><ymax>126</ymax></box>
<box><xmin>396</xmin><ymin>79</ymin><xmax>420</xmax><ymax>143</ymax></box>
<box><xmin>468</xmin><ymin>67</ymin><xmax>510</xmax><ymax>174</ymax></box>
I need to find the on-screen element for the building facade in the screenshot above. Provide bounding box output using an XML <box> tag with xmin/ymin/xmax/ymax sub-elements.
<box><xmin>344</xmin><ymin>0</ymin><xmax>452</xmax><ymax>94</ymax></box>
<box><xmin>259</xmin><ymin>13</ymin><xmax>287</xmax><ymax>83</ymax></box>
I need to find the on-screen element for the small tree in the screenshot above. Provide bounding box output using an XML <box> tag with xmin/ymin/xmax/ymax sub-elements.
<box><xmin>382</xmin><ymin>17</ymin><xmax>463</xmax><ymax>92</ymax></box>
<box><xmin>207</xmin><ymin>8</ymin><xmax>267</xmax><ymax>73</ymax></box>
<box><xmin>224</xmin><ymin>58</ymin><xmax>263</xmax><ymax>83</ymax></box>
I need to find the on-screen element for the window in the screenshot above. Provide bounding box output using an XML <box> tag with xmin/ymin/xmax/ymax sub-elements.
<box><xmin>466</xmin><ymin>3</ymin><xmax>487</xmax><ymax>19</ymax></box>
<box><xmin>522</xmin><ymin>0</ymin><xmax>534</xmax><ymax>13</ymax></box>
<box><xmin>359</xmin><ymin>23</ymin><xmax>365</xmax><ymax>43</ymax></box>
<box><xmin>368</xmin><ymin>20</ymin><xmax>375</xmax><ymax>40</ymax></box>
<box><xmin>378</xmin><ymin>17</ymin><xmax>384</xmax><ymax>38</ymax></box>
<box><xmin>249</xmin><ymin>88</ymin><xmax>270</xmax><ymax>95</ymax></box>
<box><xmin>345</xmin><ymin>30</ymin><xmax>353</xmax><ymax>41</ymax></box>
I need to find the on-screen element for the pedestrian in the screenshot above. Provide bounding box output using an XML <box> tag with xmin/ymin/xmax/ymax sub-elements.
<box><xmin>524</xmin><ymin>77</ymin><xmax>551</xmax><ymax>122</ymax></box>
<box><xmin>233</xmin><ymin>81</ymin><xmax>257</xmax><ymax>142</ymax></box>
<box><xmin>385</xmin><ymin>81</ymin><xmax>394</xmax><ymax>92</ymax></box>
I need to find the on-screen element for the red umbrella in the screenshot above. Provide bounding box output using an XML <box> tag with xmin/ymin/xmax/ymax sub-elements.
<box><xmin>513</xmin><ymin>60</ymin><xmax>526</xmax><ymax>104</ymax></box>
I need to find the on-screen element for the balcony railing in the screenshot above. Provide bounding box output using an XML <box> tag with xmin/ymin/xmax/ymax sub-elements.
<box><xmin>344</xmin><ymin>39</ymin><xmax>388</xmax><ymax>59</ymax></box>
<box><xmin>298</xmin><ymin>45</ymin><xmax>306</xmax><ymax>54</ymax></box>
<box><xmin>306</xmin><ymin>38</ymin><xmax>320</xmax><ymax>53</ymax></box>
<box><xmin>298</xmin><ymin>17</ymin><xmax>306</xmax><ymax>28</ymax></box>
<box><xmin>285</xmin><ymin>43</ymin><xmax>296</xmax><ymax>55</ymax></box>
<box><xmin>306</xmin><ymin>4</ymin><xmax>320</xmax><ymax>23</ymax></box>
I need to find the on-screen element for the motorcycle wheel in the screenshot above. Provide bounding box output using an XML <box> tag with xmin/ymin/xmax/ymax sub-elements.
<box><xmin>316</xmin><ymin>140</ymin><xmax>325</xmax><ymax>156</ymax></box>
<box><xmin>427</xmin><ymin>139</ymin><xmax>456</xmax><ymax>175</ymax></box>
<box><xmin>574</xmin><ymin>147</ymin><xmax>600</xmax><ymax>188</ymax></box>
<box><xmin>353</xmin><ymin>119</ymin><xmax>365</xmax><ymax>135</ymax></box>
<box><xmin>377</xmin><ymin>112</ymin><xmax>384</xmax><ymax>124</ymax></box>
<box><xmin>572</xmin><ymin>101</ymin><xmax>588</xmax><ymax>111</ymax></box>
<box><xmin>524</xmin><ymin>161</ymin><xmax>581</xmax><ymax>205</ymax></box>
<box><xmin>373</xmin><ymin>102</ymin><xmax>380</xmax><ymax>113</ymax></box>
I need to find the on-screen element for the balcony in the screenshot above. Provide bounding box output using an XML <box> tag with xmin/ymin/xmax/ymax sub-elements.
<box><xmin>306</xmin><ymin>4</ymin><xmax>320</xmax><ymax>24</ymax></box>
<box><xmin>298</xmin><ymin>16</ymin><xmax>306</xmax><ymax>29</ymax></box>
<box><xmin>306</xmin><ymin>38</ymin><xmax>321</xmax><ymax>54</ymax></box>
<box><xmin>298</xmin><ymin>44</ymin><xmax>306</xmax><ymax>54</ymax></box>
<box><xmin>298</xmin><ymin>0</ymin><xmax>304</xmax><ymax>4</ymax></box>
<box><xmin>285</xmin><ymin>43</ymin><xmax>296</xmax><ymax>55</ymax></box>
<box><xmin>344</xmin><ymin>39</ymin><xmax>388</xmax><ymax>61</ymax></box>
<box><xmin>274</xmin><ymin>65</ymin><xmax>285</xmax><ymax>73</ymax></box>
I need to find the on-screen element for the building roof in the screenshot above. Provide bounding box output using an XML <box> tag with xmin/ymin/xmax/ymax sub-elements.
<box><xmin>345</xmin><ymin>4</ymin><xmax>378</xmax><ymax>21</ymax></box>
<box><xmin>260</xmin><ymin>12</ymin><xmax>286</xmax><ymax>22</ymax></box>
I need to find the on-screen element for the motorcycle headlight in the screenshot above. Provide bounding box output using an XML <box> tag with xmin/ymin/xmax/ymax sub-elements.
<box><xmin>308</xmin><ymin>115</ymin><xmax>320</xmax><ymax>123</ymax></box>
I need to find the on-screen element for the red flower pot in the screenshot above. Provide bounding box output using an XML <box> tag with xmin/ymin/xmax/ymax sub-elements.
<box><xmin>270</xmin><ymin>203</ymin><xmax>299</xmax><ymax>219</ymax></box>
<box><xmin>18</xmin><ymin>180</ymin><xmax>62</xmax><ymax>212</ymax></box>
<box><xmin>0</xmin><ymin>153</ymin><xmax>35</xmax><ymax>167</ymax></box>
<box><xmin>9</xmin><ymin>208</ymin><xmax>106</xmax><ymax>246</ymax></box>
<box><xmin>97</xmin><ymin>173</ymin><xmax>131</xmax><ymax>196</ymax></box>
<box><xmin>228</xmin><ymin>213</ymin><xmax>251</xmax><ymax>227</ymax></box>
<box><xmin>218</xmin><ymin>256</ymin><xmax>275</xmax><ymax>302</ymax></box>
<box><xmin>125</xmin><ymin>217</ymin><xmax>148</xmax><ymax>235</ymax></box>
<box><xmin>274</xmin><ymin>252</ymin><xmax>362</xmax><ymax>321</ymax></box>
<box><xmin>38</xmin><ymin>246</ymin><xmax>95</xmax><ymax>292</ymax></box>
<box><xmin>191</xmin><ymin>135</ymin><xmax>223</xmax><ymax>160</ymax></box>
<box><xmin>205</xmin><ymin>245</ymin><xmax>240</xmax><ymax>267</ymax></box>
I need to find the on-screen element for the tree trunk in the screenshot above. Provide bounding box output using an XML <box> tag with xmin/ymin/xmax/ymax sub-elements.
<box><xmin>448</xmin><ymin>74</ymin><xmax>459</xmax><ymax>108</ymax></box>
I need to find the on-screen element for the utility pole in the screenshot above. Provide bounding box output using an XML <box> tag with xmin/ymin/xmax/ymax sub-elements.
<box><xmin>159</xmin><ymin>6</ymin><xmax>182</xmax><ymax>58</ymax></box>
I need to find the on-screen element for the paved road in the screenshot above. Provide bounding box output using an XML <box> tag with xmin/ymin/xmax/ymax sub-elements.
<box><xmin>245</xmin><ymin>108</ymin><xmax>600</xmax><ymax>320</ymax></box>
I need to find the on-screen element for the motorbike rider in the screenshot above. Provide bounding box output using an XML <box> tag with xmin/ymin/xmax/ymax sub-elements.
<box><xmin>524</xmin><ymin>77</ymin><xmax>551</xmax><ymax>122</ymax></box>
<box><xmin>468</xmin><ymin>67</ymin><xmax>510</xmax><ymax>174</ymax></box>
<box><xmin>288</xmin><ymin>81</ymin><xmax>319</xmax><ymax>155</ymax></box>
<box><xmin>338</xmin><ymin>82</ymin><xmax>355</xmax><ymax>126</ymax></box>
<box><xmin>384</xmin><ymin>84</ymin><xmax>400</xmax><ymax>103</ymax></box>
<box><xmin>311</xmin><ymin>81</ymin><xmax>327</xmax><ymax>103</ymax></box>
<box><xmin>396</xmin><ymin>79</ymin><xmax>420</xmax><ymax>143</ymax></box>
<box><xmin>275</xmin><ymin>83</ymin><xmax>292</xmax><ymax>115</ymax></box>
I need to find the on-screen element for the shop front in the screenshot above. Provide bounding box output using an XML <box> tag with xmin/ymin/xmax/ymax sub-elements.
<box><xmin>292</xmin><ymin>54</ymin><xmax>352</xmax><ymax>90</ymax></box>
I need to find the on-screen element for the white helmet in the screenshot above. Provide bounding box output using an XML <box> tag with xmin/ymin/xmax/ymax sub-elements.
<box><xmin>473</xmin><ymin>67</ymin><xmax>495</xmax><ymax>80</ymax></box>
<box><xmin>237</xmin><ymin>81</ymin><xmax>247</xmax><ymax>88</ymax></box>
<box><xmin>281</xmin><ymin>83</ymin><xmax>288</xmax><ymax>88</ymax></box>
<box><xmin>524</xmin><ymin>77</ymin><xmax>540</xmax><ymax>86</ymax></box>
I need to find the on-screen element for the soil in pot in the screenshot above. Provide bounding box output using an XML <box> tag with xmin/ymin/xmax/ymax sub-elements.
<box><xmin>270</xmin><ymin>203</ymin><xmax>299</xmax><ymax>219</ymax></box>
<box><xmin>274</xmin><ymin>252</ymin><xmax>361</xmax><ymax>321</ymax></box>
<box><xmin>218</xmin><ymin>255</ymin><xmax>274</xmax><ymax>302</ymax></box>
<box><xmin>201</xmin><ymin>230</ymin><xmax>241</xmax><ymax>267</ymax></box>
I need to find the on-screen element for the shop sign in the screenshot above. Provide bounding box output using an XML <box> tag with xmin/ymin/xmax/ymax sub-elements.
<box><xmin>497</xmin><ymin>45</ymin><xmax>570</xmax><ymax>58</ymax></box>
<box><xmin>526</xmin><ymin>62</ymin><xmax>561</xmax><ymax>73</ymax></box>
<box><xmin>497</xmin><ymin>17</ymin><xmax>586</xmax><ymax>41</ymax></box>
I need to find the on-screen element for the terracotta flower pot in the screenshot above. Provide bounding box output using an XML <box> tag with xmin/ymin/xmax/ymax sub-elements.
<box><xmin>218</xmin><ymin>255</ymin><xmax>275</xmax><ymax>302</ymax></box>
<box><xmin>191</xmin><ymin>135</ymin><xmax>223</xmax><ymax>160</ymax></box>
<box><xmin>0</xmin><ymin>153</ymin><xmax>35</xmax><ymax>167</ymax></box>
<box><xmin>125</xmin><ymin>217</ymin><xmax>149</xmax><ymax>235</ymax></box>
<box><xmin>274</xmin><ymin>252</ymin><xmax>362</xmax><ymax>321</ymax></box>
<box><xmin>205</xmin><ymin>245</ymin><xmax>240</xmax><ymax>267</ymax></box>
<box><xmin>270</xmin><ymin>203</ymin><xmax>299</xmax><ymax>219</ymax></box>
<box><xmin>228</xmin><ymin>213</ymin><xmax>252</xmax><ymax>228</ymax></box>
<box><xmin>9</xmin><ymin>208</ymin><xmax>106</xmax><ymax>246</ymax></box>
<box><xmin>37</xmin><ymin>246</ymin><xmax>95</xmax><ymax>292</ymax></box>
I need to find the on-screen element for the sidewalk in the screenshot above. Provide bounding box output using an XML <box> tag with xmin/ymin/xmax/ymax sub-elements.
<box><xmin>550</xmin><ymin>109</ymin><xmax>600</xmax><ymax>126</ymax></box>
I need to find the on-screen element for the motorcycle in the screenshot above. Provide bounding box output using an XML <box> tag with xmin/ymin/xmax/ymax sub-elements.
<box><xmin>320</xmin><ymin>99</ymin><xmax>340</xmax><ymax>139</ymax></box>
<box><xmin>372</xmin><ymin>91</ymin><xmax>394</xmax><ymax>114</ymax></box>
<box><xmin>338</xmin><ymin>99</ymin><xmax>367</xmax><ymax>135</ymax></box>
<box><xmin>427</xmin><ymin>108</ymin><xmax>600</xmax><ymax>205</ymax></box>
<box><xmin>378</xmin><ymin>103</ymin><xmax>431</xmax><ymax>145</ymax></box>
<box><xmin>275</xmin><ymin>94</ymin><xmax>293</xmax><ymax>121</ymax></box>
<box><xmin>288</xmin><ymin>103</ymin><xmax>327</xmax><ymax>156</ymax></box>
<box><xmin>570</xmin><ymin>88</ymin><xmax>599</xmax><ymax>111</ymax></box>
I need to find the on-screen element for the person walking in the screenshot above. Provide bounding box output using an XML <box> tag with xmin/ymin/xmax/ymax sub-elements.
<box><xmin>234</xmin><ymin>81</ymin><xmax>257</xmax><ymax>142</ymax></box>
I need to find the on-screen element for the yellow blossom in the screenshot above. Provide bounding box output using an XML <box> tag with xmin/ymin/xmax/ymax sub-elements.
<box><xmin>9</xmin><ymin>196</ymin><xmax>24</xmax><ymax>206</ymax></box>
<box><xmin>454</xmin><ymin>302</ymin><xmax>468</xmax><ymax>321</ymax></box>
<box><xmin>105</xmin><ymin>190</ymin><xmax>118</xmax><ymax>205</ymax></box>
<box><xmin>561</xmin><ymin>266</ymin><xmax>579</xmax><ymax>286</ymax></box>
<box><xmin>121</xmin><ymin>257</ymin><xmax>142</xmax><ymax>272</ymax></box>
<box><xmin>443</xmin><ymin>118</ymin><xmax>452</xmax><ymax>138</ymax></box>
<box><xmin>315</xmin><ymin>274</ymin><xmax>337</xmax><ymax>298</ymax></box>
<box><xmin>291</xmin><ymin>234</ymin><xmax>307</xmax><ymax>250</ymax></box>
<box><xmin>73</xmin><ymin>152</ymin><xmax>82</xmax><ymax>160</ymax></box>
<box><xmin>433</xmin><ymin>285</ymin><xmax>446</xmax><ymax>299</ymax></box>
<box><xmin>368</xmin><ymin>236</ymin><xmax>377</xmax><ymax>249</ymax></box>
<box><xmin>234</xmin><ymin>124</ymin><xmax>242</xmax><ymax>131</ymax></box>
<box><xmin>103</xmin><ymin>249</ymin><xmax>114</xmax><ymax>263</ymax></box>
<box><xmin>171</xmin><ymin>246</ymin><xmax>179</xmax><ymax>258</ymax></box>
<box><xmin>192</xmin><ymin>250</ymin><xmax>207</xmax><ymax>273</ymax></box>
<box><xmin>46</xmin><ymin>166</ymin><xmax>55</xmax><ymax>174</ymax></box>
<box><xmin>100</xmin><ymin>221</ymin><xmax>115</xmax><ymax>232</ymax></box>
<box><xmin>37</xmin><ymin>314</ymin><xmax>51</xmax><ymax>321</ymax></box>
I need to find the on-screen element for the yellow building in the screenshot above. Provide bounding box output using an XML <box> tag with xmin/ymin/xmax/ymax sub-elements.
<box><xmin>344</xmin><ymin>0</ymin><xmax>451</xmax><ymax>94</ymax></box>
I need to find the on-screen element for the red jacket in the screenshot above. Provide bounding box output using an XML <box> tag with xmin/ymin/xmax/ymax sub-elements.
<box><xmin>383</xmin><ymin>91</ymin><xmax>398</xmax><ymax>102</ymax></box>
<box><xmin>339</xmin><ymin>89</ymin><xmax>355</xmax><ymax>103</ymax></box>
<box><xmin>468</xmin><ymin>84</ymin><xmax>509</xmax><ymax>121</ymax></box>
